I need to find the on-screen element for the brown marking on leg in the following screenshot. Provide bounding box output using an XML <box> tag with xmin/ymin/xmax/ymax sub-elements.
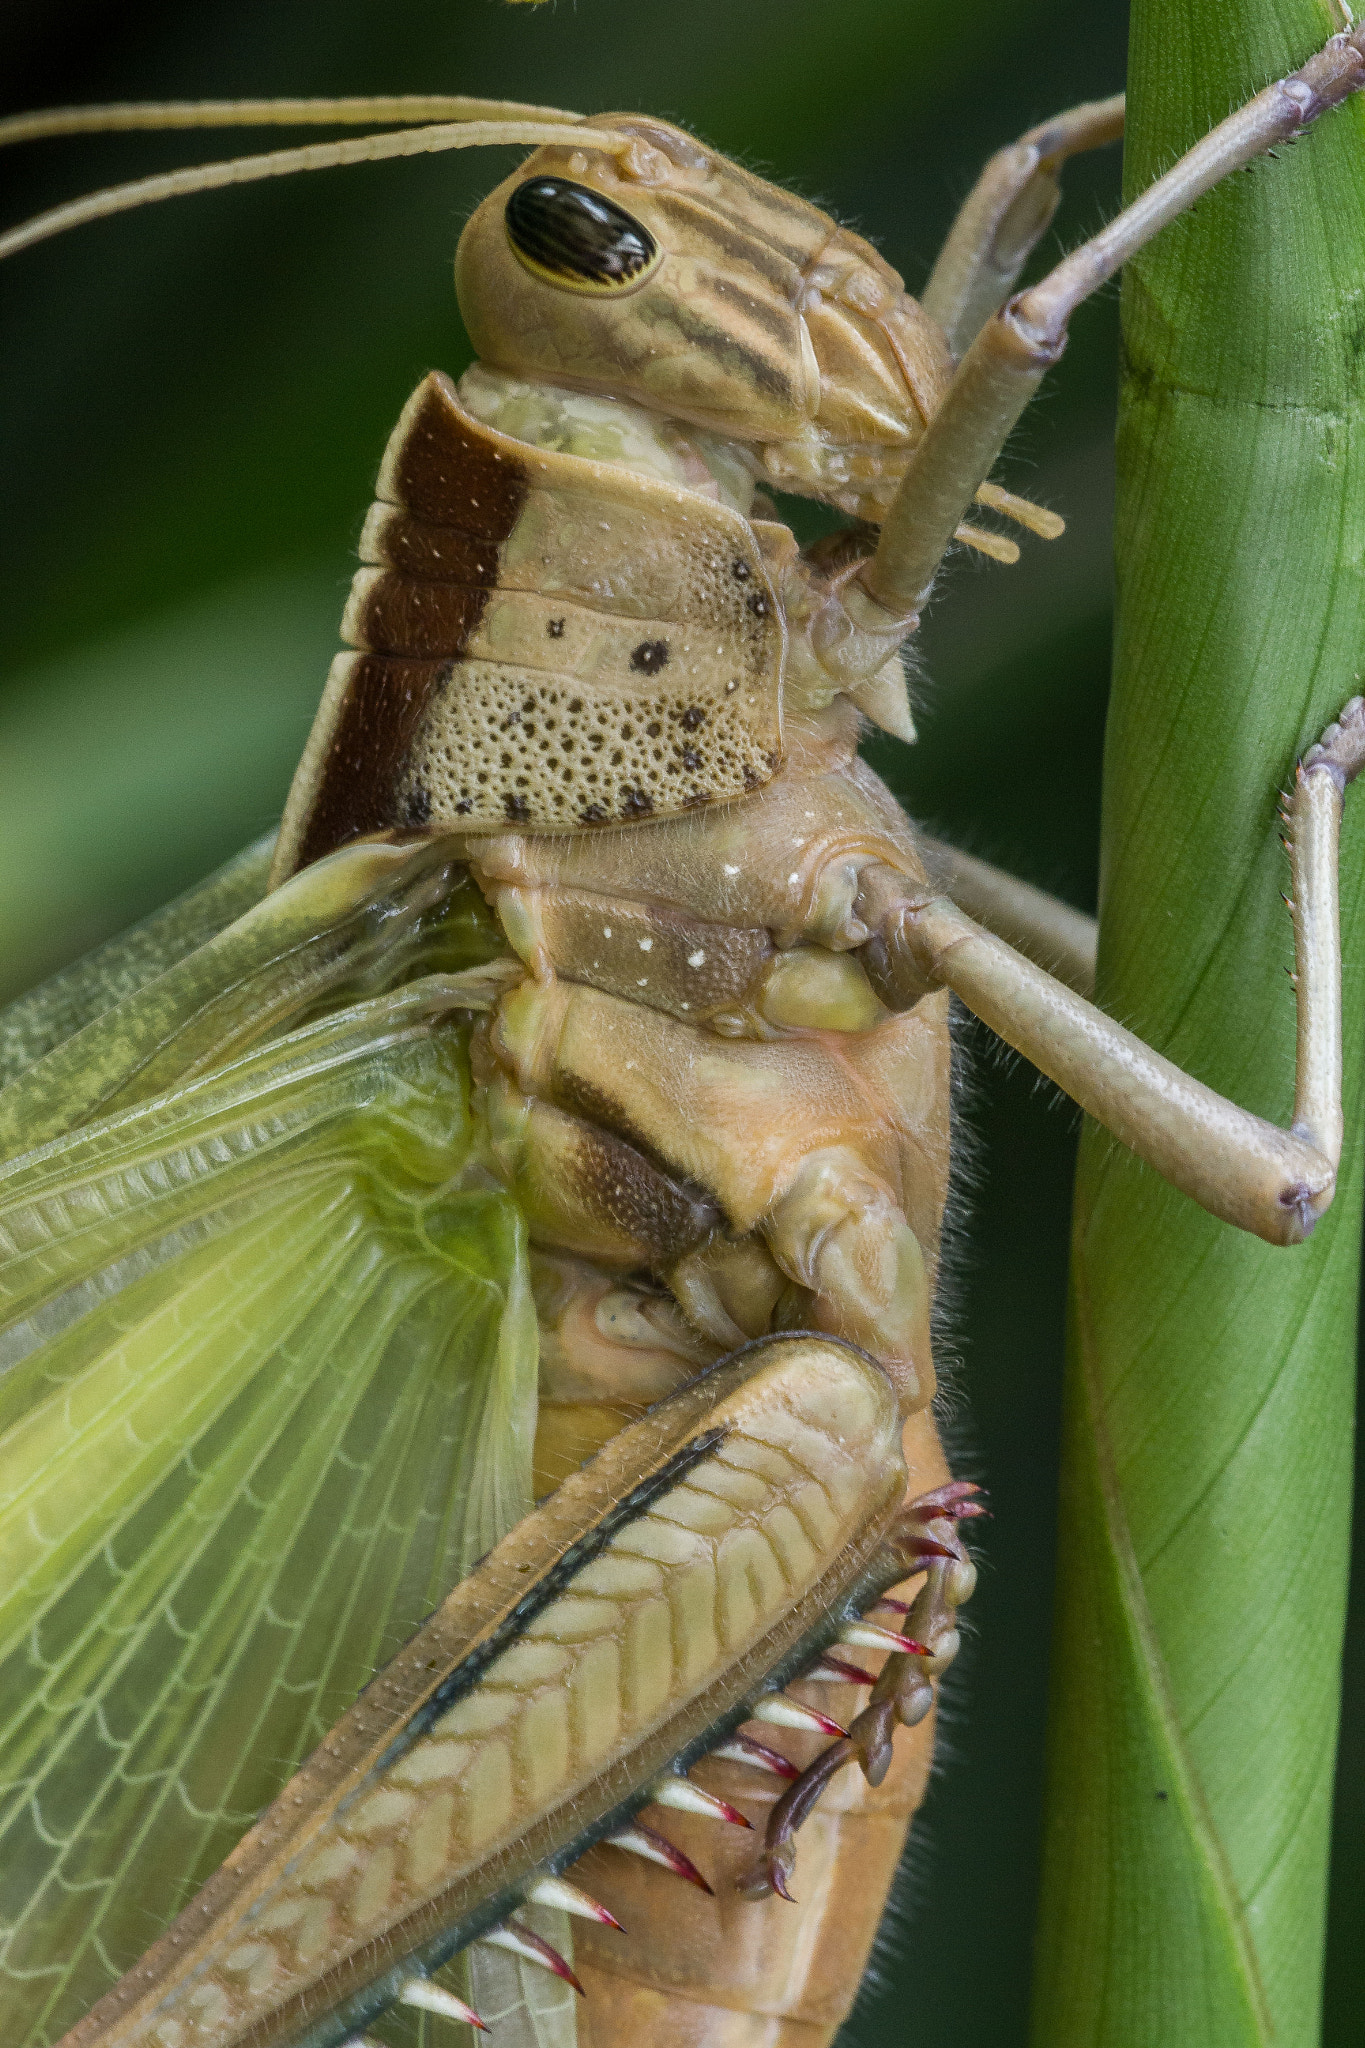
<box><xmin>481</xmin><ymin>1067</ymin><xmax>721</xmax><ymax>1270</ymax></box>
<box><xmin>550</xmin><ymin>1066</ymin><xmax>726</xmax><ymax>1203</ymax></box>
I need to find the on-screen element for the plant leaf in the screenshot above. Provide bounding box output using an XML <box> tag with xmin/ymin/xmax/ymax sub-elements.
<box><xmin>1033</xmin><ymin>4</ymin><xmax>1365</xmax><ymax>2043</ymax></box>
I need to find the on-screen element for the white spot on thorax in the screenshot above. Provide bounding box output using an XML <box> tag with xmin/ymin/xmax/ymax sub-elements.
<box><xmin>638</xmin><ymin>938</ymin><xmax>653</xmax><ymax>952</ymax></box>
<box><xmin>687</xmin><ymin>950</ymin><xmax>706</xmax><ymax>968</ymax></box>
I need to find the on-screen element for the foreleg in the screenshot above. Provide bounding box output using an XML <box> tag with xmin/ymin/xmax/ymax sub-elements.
<box><xmin>921</xmin><ymin>94</ymin><xmax>1124</xmax><ymax>360</ymax></box>
<box><xmin>859</xmin><ymin>30</ymin><xmax>1365</xmax><ymax>635</ymax></box>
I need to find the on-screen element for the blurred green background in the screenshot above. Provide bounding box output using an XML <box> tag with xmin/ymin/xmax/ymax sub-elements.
<box><xmin>1</xmin><ymin>0</ymin><xmax>1359</xmax><ymax>2039</ymax></box>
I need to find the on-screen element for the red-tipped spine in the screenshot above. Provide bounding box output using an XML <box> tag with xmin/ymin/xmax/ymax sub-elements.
<box><xmin>650</xmin><ymin>1774</ymin><xmax>752</xmax><ymax>1828</ymax></box>
<box><xmin>839</xmin><ymin>1619</ymin><xmax>932</xmax><ymax>1657</ymax></box>
<box><xmin>748</xmin><ymin>1694</ymin><xmax>848</xmax><ymax>1739</ymax></box>
<box><xmin>807</xmin><ymin>1651</ymin><xmax>878</xmax><ymax>1686</ymax></box>
<box><xmin>478</xmin><ymin>1920</ymin><xmax>585</xmax><ymax>1994</ymax></box>
<box><xmin>604</xmin><ymin>1820</ymin><xmax>715</xmax><ymax>1895</ymax></box>
<box><xmin>708</xmin><ymin>1732</ymin><xmax>802</xmax><ymax>1780</ymax></box>
<box><xmin>398</xmin><ymin>1979</ymin><xmax>489</xmax><ymax>2030</ymax></box>
<box><xmin>527</xmin><ymin>1872</ymin><xmax>624</xmax><ymax>1930</ymax></box>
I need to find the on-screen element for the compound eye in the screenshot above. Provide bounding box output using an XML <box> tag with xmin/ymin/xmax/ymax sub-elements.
<box><xmin>505</xmin><ymin>177</ymin><xmax>660</xmax><ymax>293</ymax></box>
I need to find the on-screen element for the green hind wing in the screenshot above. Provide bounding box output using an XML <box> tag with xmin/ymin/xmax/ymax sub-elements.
<box><xmin>0</xmin><ymin>835</ymin><xmax>276</xmax><ymax>1095</ymax></box>
<box><xmin>0</xmin><ymin>850</ymin><xmax>536</xmax><ymax>2046</ymax></box>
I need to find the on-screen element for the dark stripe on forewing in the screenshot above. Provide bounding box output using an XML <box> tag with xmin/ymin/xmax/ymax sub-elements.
<box><xmin>367</xmin><ymin>511</ymin><xmax>502</xmax><ymax>585</ymax></box>
<box><xmin>361</xmin><ymin>1426</ymin><xmax>729</xmax><ymax>1785</ymax></box>
<box><xmin>295</xmin><ymin>657</ymin><xmax>453</xmax><ymax>866</ymax></box>
<box><xmin>296</xmin><ymin>375</ymin><xmax>529</xmax><ymax>868</ymax></box>
<box><xmin>350</xmin><ymin>573</ymin><xmax>489</xmax><ymax>660</ymax></box>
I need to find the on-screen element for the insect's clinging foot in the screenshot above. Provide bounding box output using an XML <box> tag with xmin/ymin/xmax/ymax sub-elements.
<box><xmin>735</xmin><ymin>1737</ymin><xmax>861</xmax><ymax>1903</ymax></box>
<box><xmin>1279</xmin><ymin>1183</ymin><xmax>1319</xmax><ymax>1239</ymax></box>
<box><xmin>739</xmin><ymin>1670</ymin><xmax>941</xmax><ymax>1903</ymax></box>
<box><xmin>736</xmin><ymin>1481</ymin><xmax>982</xmax><ymax>1901</ymax></box>
<box><xmin>1301</xmin><ymin>694</ymin><xmax>1365</xmax><ymax>789</ymax></box>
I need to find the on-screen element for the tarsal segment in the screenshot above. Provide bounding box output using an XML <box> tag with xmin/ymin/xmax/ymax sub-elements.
<box><xmin>272</xmin><ymin>372</ymin><xmax>785</xmax><ymax>880</ymax></box>
<box><xmin>61</xmin><ymin>1338</ymin><xmax>906</xmax><ymax>2048</ymax></box>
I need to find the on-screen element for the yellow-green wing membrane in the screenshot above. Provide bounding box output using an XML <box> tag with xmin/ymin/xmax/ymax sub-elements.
<box><xmin>0</xmin><ymin>836</ymin><xmax>275</xmax><ymax>1095</ymax></box>
<box><xmin>0</xmin><ymin>841</ymin><xmax>536</xmax><ymax>2046</ymax></box>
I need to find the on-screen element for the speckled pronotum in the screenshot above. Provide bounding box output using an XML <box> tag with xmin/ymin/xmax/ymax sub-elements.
<box><xmin>2</xmin><ymin>31</ymin><xmax>1365</xmax><ymax>2048</ymax></box>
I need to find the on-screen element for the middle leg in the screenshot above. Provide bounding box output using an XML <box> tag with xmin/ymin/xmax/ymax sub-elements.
<box><xmin>858</xmin><ymin>700</ymin><xmax>1365</xmax><ymax>1243</ymax></box>
<box><xmin>913</xmin><ymin>832</ymin><xmax>1097</xmax><ymax>996</ymax></box>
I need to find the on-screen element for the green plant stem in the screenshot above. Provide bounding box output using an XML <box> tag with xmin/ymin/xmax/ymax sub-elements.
<box><xmin>1031</xmin><ymin>3</ymin><xmax>1365</xmax><ymax>2043</ymax></box>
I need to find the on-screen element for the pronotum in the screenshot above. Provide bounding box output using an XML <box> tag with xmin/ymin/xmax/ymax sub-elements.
<box><xmin>3</xmin><ymin>24</ymin><xmax>1365</xmax><ymax>2048</ymax></box>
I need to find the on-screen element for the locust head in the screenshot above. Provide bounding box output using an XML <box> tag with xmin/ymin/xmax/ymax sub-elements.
<box><xmin>455</xmin><ymin>115</ymin><xmax>955</xmax><ymax>520</ymax></box>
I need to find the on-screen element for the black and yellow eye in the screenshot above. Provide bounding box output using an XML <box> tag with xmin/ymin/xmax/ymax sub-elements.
<box><xmin>505</xmin><ymin>178</ymin><xmax>660</xmax><ymax>294</ymax></box>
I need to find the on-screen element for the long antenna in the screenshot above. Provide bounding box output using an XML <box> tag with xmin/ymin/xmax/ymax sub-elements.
<box><xmin>0</xmin><ymin>96</ymin><xmax>585</xmax><ymax>148</ymax></box>
<box><xmin>0</xmin><ymin>115</ymin><xmax>630</xmax><ymax>263</ymax></box>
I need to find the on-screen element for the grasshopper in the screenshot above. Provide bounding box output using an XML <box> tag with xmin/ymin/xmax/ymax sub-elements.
<box><xmin>2</xmin><ymin>25</ymin><xmax>1365</xmax><ymax>2048</ymax></box>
